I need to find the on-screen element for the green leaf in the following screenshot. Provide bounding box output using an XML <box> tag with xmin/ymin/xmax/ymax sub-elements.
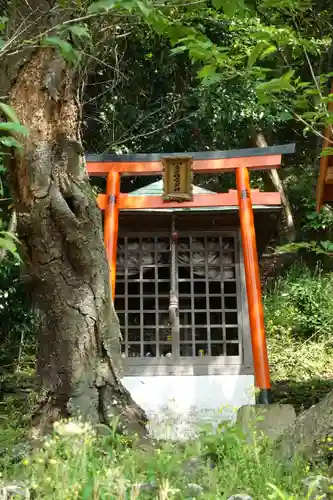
<box><xmin>41</xmin><ymin>36</ymin><xmax>77</xmax><ymax>63</ymax></box>
<box><xmin>251</xmin><ymin>30</ymin><xmax>274</xmax><ymax>42</ymax></box>
<box><xmin>213</xmin><ymin>0</ymin><xmax>246</xmax><ymax>16</ymax></box>
<box><xmin>0</xmin><ymin>236</ymin><xmax>20</xmax><ymax>260</ymax></box>
<box><xmin>0</xmin><ymin>231</ymin><xmax>20</xmax><ymax>243</ymax></box>
<box><xmin>142</xmin><ymin>9</ymin><xmax>168</xmax><ymax>34</ymax></box>
<box><xmin>281</xmin><ymin>69</ymin><xmax>295</xmax><ymax>82</ymax></box>
<box><xmin>302</xmin><ymin>111</ymin><xmax>319</xmax><ymax>120</ymax></box>
<box><xmin>87</xmin><ymin>0</ymin><xmax>117</xmax><ymax>13</ymax></box>
<box><xmin>67</xmin><ymin>24</ymin><xmax>90</xmax><ymax>39</ymax></box>
<box><xmin>248</xmin><ymin>42</ymin><xmax>268</xmax><ymax>68</ymax></box>
<box><xmin>260</xmin><ymin>45</ymin><xmax>277</xmax><ymax>59</ymax></box>
<box><xmin>0</xmin><ymin>230</ymin><xmax>20</xmax><ymax>244</ymax></box>
<box><xmin>0</xmin><ymin>122</ymin><xmax>29</xmax><ymax>136</ymax></box>
<box><xmin>0</xmin><ymin>136</ymin><xmax>23</xmax><ymax>149</ymax></box>
<box><xmin>303</xmin><ymin>88</ymin><xmax>320</xmax><ymax>96</ymax></box>
<box><xmin>222</xmin><ymin>1</ymin><xmax>237</xmax><ymax>16</ymax></box>
<box><xmin>295</xmin><ymin>97</ymin><xmax>309</xmax><ymax>110</ymax></box>
<box><xmin>201</xmin><ymin>73</ymin><xmax>223</xmax><ymax>87</ymax></box>
<box><xmin>276</xmin><ymin>242</ymin><xmax>312</xmax><ymax>254</ymax></box>
<box><xmin>0</xmin><ymin>103</ymin><xmax>20</xmax><ymax>123</ymax></box>
<box><xmin>256</xmin><ymin>70</ymin><xmax>295</xmax><ymax>94</ymax></box>
<box><xmin>0</xmin><ymin>16</ymin><xmax>8</xmax><ymax>33</ymax></box>
<box><xmin>323</xmin><ymin>114</ymin><xmax>333</xmax><ymax>126</ymax></box>
<box><xmin>136</xmin><ymin>1</ymin><xmax>153</xmax><ymax>17</ymax></box>
<box><xmin>321</xmin><ymin>241</ymin><xmax>333</xmax><ymax>253</ymax></box>
<box><xmin>261</xmin><ymin>0</ymin><xmax>312</xmax><ymax>11</ymax></box>
<box><xmin>167</xmin><ymin>25</ymin><xmax>199</xmax><ymax>46</ymax></box>
<box><xmin>197</xmin><ymin>65</ymin><xmax>217</xmax><ymax>79</ymax></box>
<box><xmin>171</xmin><ymin>45</ymin><xmax>188</xmax><ymax>55</ymax></box>
<box><xmin>297</xmin><ymin>81</ymin><xmax>312</xmax><ymax>89</ymax></box>
<box><xmin>320</xmin><ymin>147</ymin><xmax>333</xmax><ymax>158</ymax></box>
<box><xmin>277</xmin><ymin>111</ymin><xmax>293</xmax><ymax>121</ymax></box>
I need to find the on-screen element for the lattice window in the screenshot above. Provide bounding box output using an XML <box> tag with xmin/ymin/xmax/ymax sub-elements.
<box><xmin>114</xmin><ymin>232</ymin><xmax>243</xmax><ymax>366</ymax></box>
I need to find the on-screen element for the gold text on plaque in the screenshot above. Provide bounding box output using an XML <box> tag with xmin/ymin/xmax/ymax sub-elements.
<box><xmin>162</xmin><ymin>156</ymin><xmax>193</xmax><ymax>202</ymax></box>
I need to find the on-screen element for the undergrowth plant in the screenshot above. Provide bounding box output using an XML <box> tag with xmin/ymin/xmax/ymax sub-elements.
<box><xmin>264</xmin><ymin>261</ymin><xmax>333</xmax><ymax>382</ymax></box>
<box><xmin>0</xmin><ymin>417</ymin><xmax>319</xmax><ymax>500</ymax></box>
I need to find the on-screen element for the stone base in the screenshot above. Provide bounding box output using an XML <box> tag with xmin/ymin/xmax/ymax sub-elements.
<box><xmin>236</xmin><ymin>403</ymin><xmax>296</xmax><ymax>442</ymax></box>
<box><xmin>123</xmin><ymin>374</ymin><xmax>255</xmax><ymax>440</ymax></box>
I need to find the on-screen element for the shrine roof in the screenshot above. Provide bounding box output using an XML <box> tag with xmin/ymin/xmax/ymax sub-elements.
<box><xmin>86</xmin><ymin>143</ymin><xmax>295</xmax><ymax>163</ymax></box>
<box><xmin>128</xmin><ymin>179</ymin><xmax>216</xmax><ymax>197</ymax></box>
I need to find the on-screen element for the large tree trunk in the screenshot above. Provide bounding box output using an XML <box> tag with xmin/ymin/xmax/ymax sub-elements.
<box><xmin>3</xmin><ymin>29</ymin><xmax>146</xmax><ymax>434</ymax></box>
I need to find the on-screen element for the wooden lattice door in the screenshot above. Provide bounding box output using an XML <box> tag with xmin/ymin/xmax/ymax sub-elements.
<box><xmin>115</xmin><ymin>231</ymin><xmax>243</xmax><ymax>367</ymax></box>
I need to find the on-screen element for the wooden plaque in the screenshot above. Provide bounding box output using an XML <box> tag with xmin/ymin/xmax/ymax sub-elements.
<box><xmin>162</xmin><ymin>156</ymin><xmax>193</xmax><ymax>202</ymax></box>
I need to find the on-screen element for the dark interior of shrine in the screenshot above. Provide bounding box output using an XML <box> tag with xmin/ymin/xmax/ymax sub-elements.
<box><xmin>114</xmin><ymin>228</ymin><xmax>242</xmax><ymax>359</ymax></box>
<box><xmin>112</xmin><ymin>207</ymin><xmax>281</xmax><ymax>360</ymax></box>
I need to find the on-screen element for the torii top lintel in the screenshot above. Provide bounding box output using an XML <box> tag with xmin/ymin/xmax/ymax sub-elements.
<box><xmin>86</xmin><ymin>143</ymin><xmax>295</xmax><ymax>176</ymax></box>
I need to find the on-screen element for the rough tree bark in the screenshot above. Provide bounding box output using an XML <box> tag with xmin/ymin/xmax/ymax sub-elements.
<box><xmin>1</xmin><ymin>2</ymin><xmax>147</xmax><ymax>436</ymax></box>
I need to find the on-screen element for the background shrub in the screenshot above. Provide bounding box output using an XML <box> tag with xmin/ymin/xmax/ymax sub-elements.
<box><xmin>264</xmin><ymin>261</ymin><xmax>333</xmax><ymax>381</ymax></box>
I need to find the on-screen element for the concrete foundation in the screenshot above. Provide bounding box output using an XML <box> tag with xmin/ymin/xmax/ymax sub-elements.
<box><xmin>236</xmin><ymin>403</ymin><xmax>296</xmax><ymax>442</ymax></box>
<box><xmin>123</xmin><ymin>374</ymin><xmax>255</xmax><ymax>440</ymax></box>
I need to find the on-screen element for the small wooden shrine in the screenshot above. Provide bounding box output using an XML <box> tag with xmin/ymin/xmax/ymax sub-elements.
<box><xmin>86</xmin><ymin>144</ymin><xmax>295</xmax><ymax>438</ymax></box>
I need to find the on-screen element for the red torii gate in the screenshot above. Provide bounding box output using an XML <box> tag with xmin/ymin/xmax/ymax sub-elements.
<box><xmin>86</xmin><ymin>143</ymin><xmax>295</xmax><ymax>405</ymax></box>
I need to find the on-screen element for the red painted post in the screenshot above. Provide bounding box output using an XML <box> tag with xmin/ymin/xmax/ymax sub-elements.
<box><xmin>236</xmin><ymin>166</ymin><xmax>272</xmax><ymax>404</ymax></box>
<box><xmin>104</xmin><ymin>172</ymin><xmax>121</xmax><ymax>299</ymax></box>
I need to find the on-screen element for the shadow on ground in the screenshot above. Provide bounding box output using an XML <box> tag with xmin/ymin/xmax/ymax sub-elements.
<box><xmin>273</xmin><ymin>378</ymin><xmax>333</xmax><ymax>414</ymax></box>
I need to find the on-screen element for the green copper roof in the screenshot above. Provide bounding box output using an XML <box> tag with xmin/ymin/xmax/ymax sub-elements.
<box><xmin>128</xmin><ymin>180</ymin><xmax>216</xmax><ymax>196</ymax></box>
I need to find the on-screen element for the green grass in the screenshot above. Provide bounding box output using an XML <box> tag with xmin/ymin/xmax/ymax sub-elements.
<box><xmin>0</xmin><ymin>416</ymin><xmax>323</xmax><ymax>499</ymax></box>
<box><xmin>0</xmin><ymin>371</ymin><xmax>325</xmax><ymax>500</ymax></box>
<box><xmin>263</xmin><ymin>261</ymin><xmax>333</xmax><ymax>414</ymax></box>
<box><xmin>264</xmin><ymin>261</ymin><xmax>333</xmax><ymax>384</ymax></box>
<box><xmin>1</xmin><ymin>260</ymin><xmax>333</xmax><ymax>498</ymax></box>
<box><xmin>264</xmin><ymin>261</ymin><xmax>333</xmax><ymax>348</ymax></box>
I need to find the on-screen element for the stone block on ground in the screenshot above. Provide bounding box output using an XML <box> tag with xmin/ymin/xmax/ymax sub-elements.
<box><xmin>0</xmin><ymin>484</ymin><xmax>30</xmax><ymax>499</ymax></box>
<box><xmin>227</xmin><ymin>495</ymin><xmax>253</xmax><ymax>500</ymax></box>
<box><xmin>236</xmin><ymin>403</ymin><xmax>296</xmax><ymax>442</ymax></box>
<box><xmin>301</xmin><ymin>475</ymin><xmax>333</xmax><ymax>500</ymax></box>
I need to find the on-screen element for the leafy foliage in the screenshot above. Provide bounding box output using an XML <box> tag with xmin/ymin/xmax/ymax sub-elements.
<box><xmin>264</xmin><ymin>262</ymin><xmax>333</xmax><ymax>341</ymax></box>
<box><xmin>41</xmin><ymin>36</ymin><xmax>79</xmax><ymax>64</ymax></box>
<box><xmin>264</xmin><ymin>262</ymin><xmax>333</xmax><ymax>386</ymax></box>
<box><xmin>0</xmin><ymin>231</ymin><xmax>21</xmax><ymax>261</ymax></box>
<box><xmin>0</xmin><ymin>261</ymin><xmax>36</xmax><ymax>370</ymax></box>
<box><xmin>0</xmin><ymin>415</ymin><xmax>318</xmax><ymax>499</ymax></box>
<box><xmin>0</xmin><ymin>103</ymin><xmax>26</xmax><ymax>260</ymax></box>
